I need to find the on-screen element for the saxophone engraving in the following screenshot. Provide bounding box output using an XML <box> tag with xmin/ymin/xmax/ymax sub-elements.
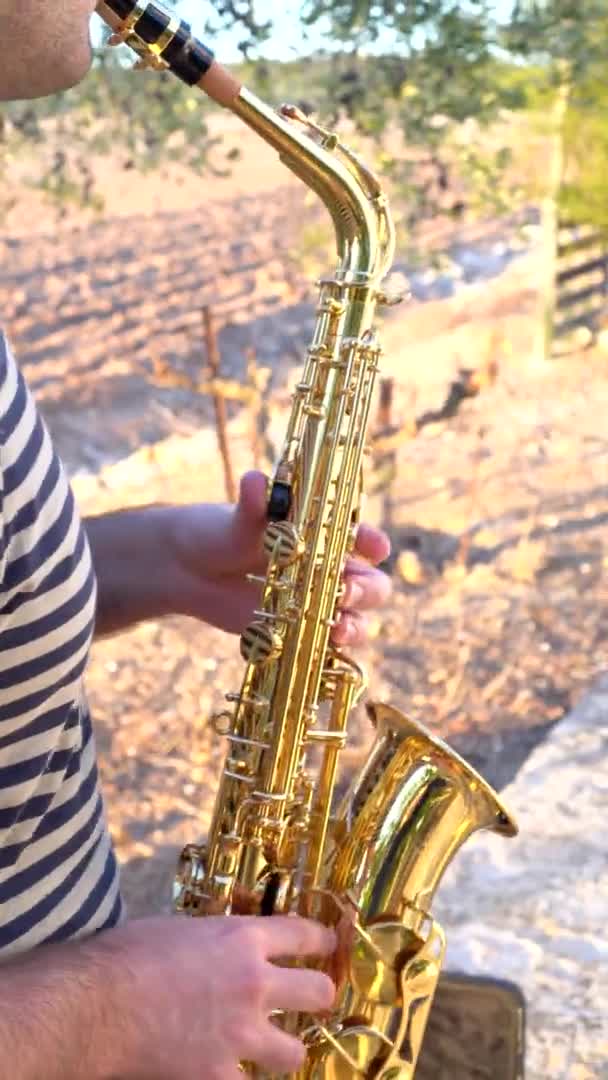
<box><xmin>97</xmin><ymin>4</ymin><xmax>518</xmax><ymax>1075</ymax></box>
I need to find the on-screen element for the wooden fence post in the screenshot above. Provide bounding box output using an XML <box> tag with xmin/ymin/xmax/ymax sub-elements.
<box><xmin>202</xmin><ymin>305</ymin><xmax>237</xmax><ymax>504</ymax></box>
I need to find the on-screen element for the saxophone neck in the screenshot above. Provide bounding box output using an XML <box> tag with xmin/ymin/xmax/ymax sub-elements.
<box><xmin>96</xmin><ymin>0</ymin><xmax>395</xmax><ymax>285</ymax></box>
<box><xmin>231</xmin><ymin>94</ymin><xmax>396</xmax><ymax>285</ymax></box>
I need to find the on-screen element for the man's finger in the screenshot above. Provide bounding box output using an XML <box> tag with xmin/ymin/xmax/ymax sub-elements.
<box><xmin>247</xmin><ymin>1025</ymin><xmax>307</xmax><ymax>1075</ymax></box>
<box><xmin>352</xmin><ymin>523</ymin><xmax>391</xmax><ymax>564</ymax></box>
<box><xmin>258</xmin><ymin>916</ymin><xmax>336</xmax><ymax>960</ymax></box>
<box><xmin>266</xmin><ymin>967</ymin><xmax>336</xmax><ymax>1014</ymax></box>
<box><xmin>237</xmin><ymin>470</ymin><xmax>268</xmax><ymax>519</ymax></box>
<box><xmin>342</xmin><ymin>566</ymin><xmax>392</xmax><ymax>611</ymax></box>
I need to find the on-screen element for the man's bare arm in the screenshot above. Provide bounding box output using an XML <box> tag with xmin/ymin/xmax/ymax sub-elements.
<box><xmin>0</xmin><ymin>936</ymin><xmax>128</xmax><ymax>1080</ymax></box>
<box><xmin>0</xmin><ymin>915</ymin><xmax>335</xmax><ymax>1080</ymax></box>
<box><xmin>84</xmin><ymin>506</ymin><xmax>175</xmax><ymax>638</ymax></box>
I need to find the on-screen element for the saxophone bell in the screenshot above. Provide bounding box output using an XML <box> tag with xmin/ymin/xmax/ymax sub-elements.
<box><xmin>297</xmin><ymin>703</ymin><xmax>517</xmax><ymax>1078</ymax></box>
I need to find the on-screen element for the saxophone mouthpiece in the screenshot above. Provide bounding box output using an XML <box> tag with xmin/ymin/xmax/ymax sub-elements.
<box><xmin>96</xmin><ymin>1</ymin><xmax>242</xmax><ymax>107</ymax></box>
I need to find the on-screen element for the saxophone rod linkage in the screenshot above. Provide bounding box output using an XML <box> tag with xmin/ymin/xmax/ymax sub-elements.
<box><xmin>95</xmin><ymin>0</ymin><xmax>242</xmax><ymax>107</ymax></box>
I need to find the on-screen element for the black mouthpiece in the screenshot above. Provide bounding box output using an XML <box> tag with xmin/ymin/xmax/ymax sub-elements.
<box><xmin>102</xmin><ymin>0</ymin><xmax>215</xmax><ymax>86</ymax></box>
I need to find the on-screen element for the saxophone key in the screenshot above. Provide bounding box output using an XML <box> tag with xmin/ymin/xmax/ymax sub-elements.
<box><xmin>263</xmin><ymin>520</ymin><xmax>304</xmax><ymax>565</ymax></box>
<box><xmin>302</xmin><ymin>1022</ymin><xmax>397</xmax><ymax>1079</ymax></box>
<box><xmin>267</xmin><ymin>479</ymin><xmax>292</xmax><ymax>521</ymax></box>
<box><xmin>349</xmin><ymin>919</ymin><xmax>442</xmax><ymax>1006</ymax></box>
<box><xmin>240</xmin><ymin>620</ymin><xmax>284</xmax><ymax>666</ymax></box>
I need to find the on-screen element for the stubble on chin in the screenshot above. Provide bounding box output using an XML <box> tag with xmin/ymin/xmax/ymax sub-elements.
<box><xmin>46</xmin><ymin>13</ymin><xmax>95</xmax><ymax>94</ymax></box>
<box><xmin>0</xmin><ymin>6</ymin><xmax>94</xmax><ymax>101</ymax></box>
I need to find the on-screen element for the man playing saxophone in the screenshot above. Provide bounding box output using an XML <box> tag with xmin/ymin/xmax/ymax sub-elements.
<box><xmin>0</xmin><ymin>4</ymin><xmax>393</xmax><ymax>1077</ymax></box>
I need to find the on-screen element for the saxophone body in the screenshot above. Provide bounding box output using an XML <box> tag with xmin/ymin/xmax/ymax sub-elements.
<box><xmin>97</xmin><ymin>5</ymin><xmax>518</xmax><ymax>1075</ymax></box>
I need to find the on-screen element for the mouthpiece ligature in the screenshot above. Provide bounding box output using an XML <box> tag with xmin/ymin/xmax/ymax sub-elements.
<box><xmin>98</xmin><ymin>0</ymin><xmax>215</xmax><ymax>84</ymax></box>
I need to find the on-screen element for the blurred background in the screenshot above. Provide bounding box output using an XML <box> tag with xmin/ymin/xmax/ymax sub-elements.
<box><xmin>0</xmin><ymin>3</ymin><xmax>606</xmax><ymax>1074</ymax></box>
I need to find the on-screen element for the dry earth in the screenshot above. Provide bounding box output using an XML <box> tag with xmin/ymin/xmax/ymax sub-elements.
<box><xmin>1</xmin><ymin>127</ymin><xmax>607</xmax><ymax>927</ymax></box>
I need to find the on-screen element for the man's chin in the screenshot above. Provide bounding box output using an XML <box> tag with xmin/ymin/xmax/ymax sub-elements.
<box><xmin>0</xmin><ymin>10</ymin><xmax>95</xmax><ymax>103</ymax></box>
<box><xmin>62</xmin><ymin>53</ymin><xmax>95</xmax><ymax>93</ymax></box>
<box><xmin>26</xmin><ymin>48</ymin><xmax>93</xmax><ymax>99</ymax></box>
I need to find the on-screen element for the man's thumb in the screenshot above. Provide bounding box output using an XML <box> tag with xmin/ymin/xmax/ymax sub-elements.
<box><xmin>235</xmin><ymin>470</ymin><xmax>268</xmax><ymax>525</ymax></box>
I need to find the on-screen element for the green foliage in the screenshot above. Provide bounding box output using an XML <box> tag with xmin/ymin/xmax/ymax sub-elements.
<box><xmin>192</xmin><ymin>0</ymin><xmax>271</xmax><ymax>55</ymax></box>
<box><xmin>560</xmin><ymin>73</ymin><xmax>608</xmax><ymax>233</ymax></box>
<box><xmin>505</xmin><ymin>1</ymin><xmax>606</xmax><ymax>76</ymax></box>
<box><xmin>285</xmin><ymin>4</ymin><xmax>531</xmax><ymax>243</ymax></box>
<box><xmin>505</xmin><ymin>2</ymin><xmax>608</xmax><ymax>231</ymax></box>
<box><xmin>0</xmin><ymin>0</ymin><xmax>606</xmax><ymax>241</ymax></box>
<box><xmin>1</xmin><ymin>45</ymin><xmax>233</xmax><ymax>215</ymax></box>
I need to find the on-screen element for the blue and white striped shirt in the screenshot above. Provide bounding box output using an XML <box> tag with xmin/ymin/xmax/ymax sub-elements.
<box><xmin>0</xmin><ymin>333</ymin><xmax>122</xmax><ymax>959</ymax></box>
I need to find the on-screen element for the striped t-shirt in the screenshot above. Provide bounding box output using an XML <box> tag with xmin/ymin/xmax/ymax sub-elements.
<box><xmin>0</xmin><ymin>333</ymin><xmax>122</xmax><ymax>959</ymax></box>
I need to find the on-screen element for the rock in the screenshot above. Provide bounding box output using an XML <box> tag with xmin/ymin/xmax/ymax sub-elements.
<box><xmin>434</xmin><ymin>677</ymin><xmax>608</xmax><ymax>1079</ymax></box>
<box><xmin>396</xmin><ymin>549</ymin><xmax>427</xmax><ymax>585</ymax></box>
<box><xmin>499</xmin><ymin>537</ymin><xmax>547</xmax><ymax>583</ymax></box>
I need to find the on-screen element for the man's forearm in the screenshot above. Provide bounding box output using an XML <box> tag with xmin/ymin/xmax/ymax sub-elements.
<box><xmin>0</xmin><ymin>937</ymin><xmax>129</xmax><ymax>1080</ymax></box>
<box><xmin>84</xmin><ymin>507</ymin><xmax>176</xmax><ymax>637</ymax></box>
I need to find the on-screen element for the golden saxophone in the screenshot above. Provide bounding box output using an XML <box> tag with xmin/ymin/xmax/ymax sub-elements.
<box><xmin>97</xmin><ymin>4</ymin><xmax>518</xmax><ymax>1075</ymax></box>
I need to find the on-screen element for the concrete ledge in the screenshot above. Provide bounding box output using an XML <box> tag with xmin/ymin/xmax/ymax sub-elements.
<box><xmin>434</xmin><ymin>678</ymin><xmax>608</xmax><ymax>1078</ymax></box>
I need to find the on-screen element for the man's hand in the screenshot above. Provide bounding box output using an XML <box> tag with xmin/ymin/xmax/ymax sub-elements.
<box><xmin>0</xmin><ymin>915</ymin><xmax>337</xmax><ymax>1080</ymax></box>
<box><xmin>168</xmin><ymin>470</ymin><xmax>392</xmax><ymax>644</ymax></box>
<box><xmin>87</xmin><ymin>470</ymin><xmax>393</xmax><ymax>640</ymax></box>
<box><xmin>106</xmin><ymin>914</ymin><xmax>337</xmax><ymax>1079</ymax></box>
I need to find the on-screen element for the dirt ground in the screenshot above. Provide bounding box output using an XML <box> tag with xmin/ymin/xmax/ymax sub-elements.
<box><xmin>1</xmin><ymin>127</ymin><xmax>607</xmax><ymax>918</ymax></box>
